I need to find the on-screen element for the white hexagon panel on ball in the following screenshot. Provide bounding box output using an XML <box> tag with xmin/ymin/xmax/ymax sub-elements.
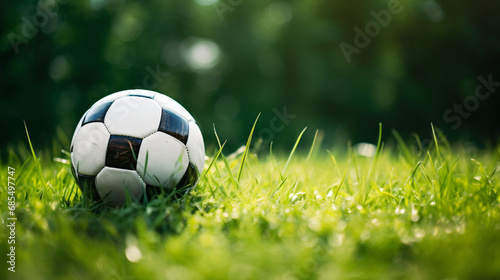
<box><xmin>105</xmin><ymin>96</ymin><xmax>162</xmax><ymax>139</ymax></box>
<box><xmin>136</xmin><ymin>132</ymin><xmax>189</xmax><ymax>188</ymax></box>
<box><xmin>71</xmin><ymin>122</ymin><xmax>110</xmax><ymax>176</ymax></box>
<box><xmin>96</xmin><ymin>167</ymin><xmax>146</xmax><ymax>206</ymax></box>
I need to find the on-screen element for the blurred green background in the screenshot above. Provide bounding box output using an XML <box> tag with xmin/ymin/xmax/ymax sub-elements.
<box><xmin>1</xmin><ymin>0</ymin><xmax>499</xmax><ymax>153</ymax></box>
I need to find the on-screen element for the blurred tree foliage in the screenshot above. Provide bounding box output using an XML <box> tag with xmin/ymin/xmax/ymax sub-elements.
<box><xmin>1</xmin><ymin>0</ymin><xmax>499</xmax><ymax>153</ymax></box>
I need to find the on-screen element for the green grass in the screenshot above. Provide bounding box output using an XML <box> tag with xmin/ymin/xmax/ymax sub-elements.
<box><xmin>1</xmin><ymin>126</ymin><xmax>500</xmax><ymax>280</ymax></box>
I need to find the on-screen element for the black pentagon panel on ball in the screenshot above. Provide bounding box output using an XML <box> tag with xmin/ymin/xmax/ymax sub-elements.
<box><xmin>83</xmin><ymin>101</ymin><xmax>114</xmax><ymax>125</ymax></box>
<box><xmin>76</xmin><ymin>174</ymin><xmax>100</xmax><ymax>201</ymax></box>
<box><xmin>105</xmin><ymin>136</ymin><xmax>142</xmax><ymax>170</ymax></box>
<box><xmin>176</xmin><ymin>163</ymin><xmax>199</xmax><ymax>190</ymax></box>
<box><xmin>158</xmin><ymin>108</ymin><xmax>189</xmax><ymax>144</ymax></box>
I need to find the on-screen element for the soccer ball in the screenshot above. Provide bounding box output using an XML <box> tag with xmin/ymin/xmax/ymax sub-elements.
<box><xmin>70</xmin><ymin>89</ymin><xmax>205</xmax><ymax>205</ymax></box>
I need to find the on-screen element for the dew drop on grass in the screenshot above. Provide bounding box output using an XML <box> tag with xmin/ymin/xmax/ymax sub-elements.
<box><xmin>290</xmin><ymin>192</ymin><xmax>306</xmax><ymax>203</ymax></box>
<box><xmin>395</xmin><ymin>207</ymin><xmax>405</xmax><ymax>215</ymax></box>
<box><xmin>326</xmin><ymin>190</ymin><xmax>333</xmax><ymax>198</ymax></box>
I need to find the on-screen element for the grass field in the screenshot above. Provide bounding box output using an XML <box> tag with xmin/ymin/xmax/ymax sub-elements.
<box><xmin>1</xmin><ymin>126</ymin><xmax>500</xmax><ymax>280</ymax></box>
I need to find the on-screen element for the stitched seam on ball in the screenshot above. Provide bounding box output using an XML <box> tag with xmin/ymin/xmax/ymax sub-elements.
<box><xmin>104</xmin><ymin>132</ymin><xmax>154</xmax><ymax>139</ymax></box>
<box><xmin>135</xmin><ymin>171</ymin><xmax>148</xmax><ymax>188</ymax></box>
<box><xmin>143</xmin><ymin>131</ymin><xmax>156</xmax><ymax>139</ymax></box>
<box><xmin>185</xmin><ymin>145</ymin><xmax>191</xmax><ymax>161</ymax></box>
<box><xmin>102</xmin><ymin>122</ymin><xmax>111</xmax><ymax>135</ymax></box>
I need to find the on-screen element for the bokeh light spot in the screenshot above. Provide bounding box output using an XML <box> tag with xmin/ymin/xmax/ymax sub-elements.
<box><xmin>423</xmin><ymin>0</ymin><xmax>444</xmax><ymax>22</ymax></box>
<box><xmin>125</xmin><ymin>245</ymin><xmax>142</xmax><ymax>263</ymax></box>
<box><xmin>49</xmin><ymin>55</ymin><xmax>71</xmax><ymax>81</ymax></box>
<box><xmin>112</xmin><ymin>4</ymin><xmax>144</xmax><ymax>42</ymax></box>
<box><xmin>195</xmin><ymin>0</ymin><xmax>218</xmax><ymax>6</ymax></box>
<box><xmin>355</xmin><ymin>143</ymin><xmax>377</xmax><ymax>157</ymax></box>
<box><xmin>266</xmin><ymin>1</ymin><xmax>293</xmax><ymax>25</ymax></box>
<box><xmin>89</xmin><ymin>0</ymin><xmax>109</xmax><ymax>10</ymax></box>
<box><xmin>182</xmin><ymin>37</ymin><xmax>221</xmax><ymax>71</ymax></box>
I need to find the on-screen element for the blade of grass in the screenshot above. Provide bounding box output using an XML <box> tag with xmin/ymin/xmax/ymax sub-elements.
<box><xmin>306</xmin><ymin>129</ymin><xmax>319</xmax><ymax>162</ymax></box>
<box><xmin>199</xmin><ymin>141</ymin><xmax>226</xmax><ymax>184</ymax></box>
<box><xmin>431</xmin><ymin>123</ymin><xmax>443</xmax><ymax>164</ymax></box>
<box><xmin>213</xmin><ymin>125</ymin><xmax>246</xmax><ymax>202</ymax></box>
<box><xmin>363</xmin><ymin>123</ymin><xmax>384</xmax><ymax>202</ymax></box>
<box><xmin>327</xmin><ymin>150</ymin><xmax>342</xmax><ymax>178</ymax></box>
<box><xmin>334</xmin><ymin>159</ymin><xmax>351</xmax><ymax>201</ymax></box>
<box><xmin>270</xmin><ymin>177</ymin><xmax>288</xmax><ymax>198</ymax></box>
<box><xmin>24</xmin><ymin>120</ymin><xmax>44</xmax><ymax>184</ymax></box>
<box><xmin>237</xmin><ymin>113</ymin><xmax>260</xmax><ymax>182</ymax></box>
<box><xmin>270</xmin><ymin>142</ymin><xmax>285</xmax><ymax>183</ymax></box>
<box><xmin>283</xmin><ymin>127</ymin><xmax>307</xmax><ymax>174</ymax></box>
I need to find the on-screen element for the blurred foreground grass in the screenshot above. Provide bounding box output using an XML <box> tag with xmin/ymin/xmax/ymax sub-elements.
<box><xmin>1</xmin><ymin>128</ymin><xmax>500</xmax><ymax>280</ymax></box>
